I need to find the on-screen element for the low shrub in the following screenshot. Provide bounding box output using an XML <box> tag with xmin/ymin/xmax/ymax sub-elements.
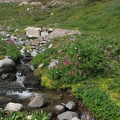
<box><xmin>73</xmin><ymin>86</ymin><xmax>120</xmax><ymax>120</ymax></box>
<box><xmin>48</xmin><ymin>36</ymin><xmax>108</xmax><ymax>85</ymax></box>
<box><xmin>49</xmin><ymin>51</ymin><xmax>83</xmax><ymax>84</ymax></box>
<box><xmin>6</xmin><ymin>44</ymin><xmax>21</xmax><ymax>61</ymax></box>
<box><xmin>41</xmin><ymin>74</ymin><xmax>56</xmax><ymax>89</ymax></box>
<box><xmin>0</xmin><ymin>109</ymin><xmax>49</xmax><ymax>120</ymax></box>
<box><xmin>32</xmin><ymin>48</ymin><xmax>58</xmax><ymax>67</ymax></box>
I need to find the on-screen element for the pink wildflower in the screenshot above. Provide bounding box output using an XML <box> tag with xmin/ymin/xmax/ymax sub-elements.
<box><xmin>68</xmin><ymin>71</ymin><xmax>71</xmax><ymax>75</ymax></box>
<box><xmin>76</xmin><ymin>62</ymin><xmax>80</xmax><ymax>66</ymax></box>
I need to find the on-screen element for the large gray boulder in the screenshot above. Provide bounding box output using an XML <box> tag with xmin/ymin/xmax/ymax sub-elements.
<box><xmin>25</xmin><ymin>27</ymin><xmax>41</xmax><ymax>38</ymax></box>
<box><xmin>57</xmin><ymin>111</ymin><xmax>79</xmax><ymax>120</ymax></box>
<box><xmin>5</xmin><ymin>102</ymin><xmax>23</xmax><ymax>112</ymax></box>
<box><xmin>0</xmin><ymin>56</ymin><xmax>16</xmax><ymax>74</ymax></box>
<box><xmin>23</xmin><ymin>73</ymin><xmax>40</xmax><ymax>89</ymax></box>
<box><xmin>28</xmin><ymin>95</ymin><xmax>46</xmax><ymax>108</ymax></box>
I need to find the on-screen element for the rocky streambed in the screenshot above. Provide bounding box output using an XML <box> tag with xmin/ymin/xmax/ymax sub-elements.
<box><xmin>0</xmin><ymin>26</ymin><xmax>94</xmax><ymax>120</ymax></box>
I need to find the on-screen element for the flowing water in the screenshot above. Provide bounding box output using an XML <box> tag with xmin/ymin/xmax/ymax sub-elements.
<box><xmin>0</xmin><ymin>64</ymin><xmax>94</xmax><ymax>119</ymax></box>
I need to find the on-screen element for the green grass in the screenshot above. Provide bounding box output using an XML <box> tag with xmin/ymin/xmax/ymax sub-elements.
<box><xmin>0</xmin><ymin>0</ymin><xmax>120</xmax><ymax>36</ymax></box>
<box><xmin>0</xmin><ymin>0</ymin><xmax>120</xmax><ymax>119</ymax></box>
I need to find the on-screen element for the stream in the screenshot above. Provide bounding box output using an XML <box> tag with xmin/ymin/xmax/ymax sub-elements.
<box><xmin>0</xmin><ymin>61</ymin><xmax>95</xmax><ymax>120</ymax></box>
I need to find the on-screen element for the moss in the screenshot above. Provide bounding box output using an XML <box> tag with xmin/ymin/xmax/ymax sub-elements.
<box><xmin>41</xmin><ymin>75</ymin><xmax>56</xmax><ymax>89</ymax></box>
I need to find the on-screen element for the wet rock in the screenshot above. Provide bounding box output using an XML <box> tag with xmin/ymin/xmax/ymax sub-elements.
<box><xmin>5</xmin><ymin>102</ymin><xmax>23</xmax><ymax>112</ymax></box>
<box><xmin>48</xmin><ymin>112</ymin><xmax>55</xmax><ymax>120</ymax></box>
<box><xmin>28</xmin><ymin>95</ymin><xmax>45</xmax><ymax>108</ymax></box>
<box><xmin>23</xmin><ymin>73</ymin><xmax>40</xmax><ymax>89</ymax></box>
<box><xmin>57</xmin><ymin>111</ymin><xmax>79</xmax><ymax>120</ymax></box>
<box><xmin>0</xmin><ymin>56</ymin><xmax>16</xmax><ymax>75</ymax></box>
<box><xmin>20</xmin><ymin>57</ymin><xmax>33</xmax><ymax>64</ymax></box>
<box><xmin>65</xmin><ymin>101</ymin><xmax>76</xmax><ymax>111</ymax></box>
<box><xmin>54</xmin><ymin>105</ymin><xmax>65</xmax><ymax>113</ymax></box>
<box><xmin>17</xmin><ymin>65</ymin><xmax>33</xmax><ymax>76</ymax></box>
<box><xmin>0</xmin><ymin>96</ymin><xmax>11</xmax><ymax>103</ymax></box>
<box><xmin>1</xmin><ymin>73</ymin><xmax>16</xmax><ymax>81</ymax></box>
<box><xmin>0</xmin><ymin>81</ymin><xmax>25</xmax><ymax>95</ymax></box>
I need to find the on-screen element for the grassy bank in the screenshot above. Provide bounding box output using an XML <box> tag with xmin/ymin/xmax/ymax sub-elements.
<box><xmin>0</xmin><ymin>0</ymin><xmax>120</xmax><ymax>119</ymax></box>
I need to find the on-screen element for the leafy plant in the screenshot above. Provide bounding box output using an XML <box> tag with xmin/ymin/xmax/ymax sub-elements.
<box><xmin>73</xmin><ymin>87</ymin><xmax>120</xmax><ymax>120</ymax></box>
<box><xmin>49</xmin><ymin>51</ymin><xmax>83</xmax><ymax>84</ymax></box>
<box><xmin>0</xmin><ymin>109</ymin><xmax>49</xmax><ymax>120</ymax></box>
<box><xmin>32</xmin><ymin>48</ymin><xmax>58</xmax><ymax>67</ymax></box>
<box><xmin>6</xmin><ymin>43</ymin><xmax>21</xmax><ymax>61</ymax></box>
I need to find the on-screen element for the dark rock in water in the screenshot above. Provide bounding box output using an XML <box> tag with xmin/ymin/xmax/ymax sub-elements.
<box><xmin>20</xmin><ymin>57</ymin><xmax>33</xmax><ymax>64</ymax></box>
<box><xmin>0</xmin><ymin>96</ymin><xmax>11</xmax><ymax>104</ymax></box>
<box><xmin>0</xmin><ymin>81</ymin><xmax>25</xmax><ymax>95</ymax></box>
<box><xmin>48</xmin><ymin>112</ymin><xmax>56</xmax><ymax>120</ymax></box>
<box><xmin>23</xmin><ymin>73</ymin><xmax>40</xmax><ymax>89</ymax></box>
<box><xmin>17</xmin><ymin>65</ymin><xmax>33</xmax><ymax>76</ymax></box>
<box><xmin>1</xmin><ymin>73</ymin><xmax>16</xmax><ymax>81</ymax></box>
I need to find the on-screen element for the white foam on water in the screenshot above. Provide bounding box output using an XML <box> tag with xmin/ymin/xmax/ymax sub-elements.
<box><xmin>6</xmin><ymin>90</ymin><xmax>41</xmax><ymax>99</ymax></box>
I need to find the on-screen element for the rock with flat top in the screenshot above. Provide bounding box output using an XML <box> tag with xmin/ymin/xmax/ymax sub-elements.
<box><xmin>25</xmin><ymin>27</ymin><xmax>41</xmax><ymax>38</ymax></box>
<box><xmin>5</xmin><ymin>102</ymin><xmax>23</xmax><ymax>112</ymax></box>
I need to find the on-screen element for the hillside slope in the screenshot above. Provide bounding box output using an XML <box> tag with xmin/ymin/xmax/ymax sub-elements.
<box><xmin>0</xmin><ymin>0</ymin><xmax>120</xmax><ymax>36</ymax></box>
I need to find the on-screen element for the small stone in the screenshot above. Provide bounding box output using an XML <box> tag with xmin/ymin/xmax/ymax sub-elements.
<box><xmin>5</xmin><ymin>102</ymin><xmax>23</xmax><ymax>112</ymax></box>
<box><xmin>31</xmin><ymin>50</ymin><xmax>38</xmax><ymax>57</ymax></box>
<box><xmin>57</xmin><ymin>111</ymin><xmax>79</xmax><ymax>120</ymax></box>
<box><xmin>65</xmin><ymin>101</ymin><xmax>76</xmax><ymax>111</ymax></box>
<box><xmin>28</xmin><ymin>95</ymin><xmax>45</xmax><ymax>108</ymax></box>
<box><xmin>48</xmin><ymin>44</ymin><xmax>53</xmax><ymax>48</ymax></box>
<box><xmin>54</xmin><ymin>105</ymin><xmax>65</xmax><ymax>113</ymax></box>
<box><xmin>38</xmin><ymin>63</ymin><xmax>44</xmax><ymax>68</ymax></box>
<box><xmin>41</xmin><ymin>31</ymin><xmax>48</xmax><ymax>37</ymax></box>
